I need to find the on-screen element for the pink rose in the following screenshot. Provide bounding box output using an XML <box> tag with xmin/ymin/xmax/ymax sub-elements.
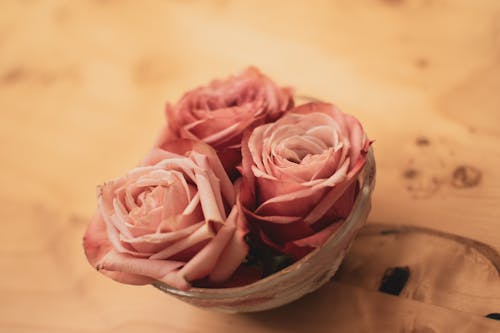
<box><xmin>83</xmin><ymin>140</ymin><xmax>248</xmax><ymax>290</ymax></box>
<box><xmin>240</xmin><ymin>102</ymin><xmax>371</xmax><ymax>259</ymax></box>
<box><xmin>156</xmin><ymin>67</ymin><xmax>294</xmax><ymax>176</ymax></box>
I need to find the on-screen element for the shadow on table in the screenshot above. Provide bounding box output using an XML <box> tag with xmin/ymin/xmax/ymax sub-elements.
<box><xmin>239</xmin><ymin>281</ymin><xmax>371</xmax><ymax>333</ymax></box>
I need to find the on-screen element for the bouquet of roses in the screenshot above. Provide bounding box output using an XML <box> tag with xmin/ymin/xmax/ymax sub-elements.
<box><xmin>83</xmin><ymin>67</ymin><xmax>371</xmax><ymax>291</ymax></box>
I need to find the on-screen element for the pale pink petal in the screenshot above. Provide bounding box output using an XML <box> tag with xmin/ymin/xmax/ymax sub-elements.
<box><xmin>160</xmin><ymin>140</ymin><xmax>235</xmax><ymax>206</ymax></box>
<box><xmin>98</xmin><ymin>193</ymin><xmax>143</xmax><ymax>256</ymax></box>
<box><xmin>303</xmin><ymin>175</ymin><xmax>354</xmax><ymax>224</ymax></box>
<box><xmin>96</xmin><ymin>250</ymin><xmax>185</xmax><ymax>288</ymax></box>
<box><xmin>195</xmin><ymin>171</ymin><xmax>225</xmax><ymax>223</ymax></box>
<box><xmin>158</xmin><ymin>271</ymin><xmax>191</xmax><ymax>291</ymax></box>
<box><xmin>198</xmin><ymin>122</ymin><xmax>241</xmax><ymax>144</ymax></box>
<box><xmin>306</xmin><ymin>125</ymin><xmax>338</xmax><ymax>147</ymax></box>
<box><xmin>191</xmin><ymin>153</ymin><xmax>227</xmax><ymax>222</ymax></box>
<box><xmin>182</xmin><ymin>107</ymin><xmax>255</xmax><ymax>143</ymax></box>
<box><xmin>149</xmin><ymin>222</ymin><xmax>215</xmax><ymax>260</ymax></box>
<box><xmin>83</xmin><ymin>213</ymin><xmax>152</xmax><ymax>285</ymax></box>
<box><xmin>143</xmin><ymin>146</ymin><xmax>182</xmax><ymax>167</ymax></box>
<box><xmin>239</xmin><ymin>131</ymin><xmax>257</xmax><ymax>209</ymax></box>
<box><xmin>251</xmin><ymin>165</ymin><xmax>278</xmax><ymax>180</ymax></box>
<box><xmin>241</xmin><ymin>205</ymin><xmax>301</xmax><ymax>224</ymax></box>
<box><xmin>111</xmin><ymin>198</ymin><xmax>134</xmax><ymax>236</ymax></box>
<box><xmin>255</xmin><ymin>186</ymin><xmax>326</xmax><ymax>218</ymax></box>
<box><xmin>174</xmin><ymin>208</ymin><xmax>237</xmax><ymax>283</ymax></box>
<box><xmin>182</xmin><ymin>192</ymin><xmax>200</xmax><ymax>216</ymax></box>
<box><xmin>255</xmin><ymin>176</ymin><xmax>305</xmax><ymax>202</ymax></box>
<box><xmin>190</xmin><ymin>142</ymin><xmax>235</xmax><ymax>206</ymax></box>
<box><xmin>270</xmin><ymin>148</ymin><xmax>336</xmax><ymax>182</ymax></box>
<box><xmin>122</xmin><ymin>221</ymin><xmax>205</xmax><ymax>253</ymax></box>
<box><xmin>179</xmin><ymin>123</ymin><xmax>207</xmax><ymax>142</ymax></box>
<box><xmin>160</xmin><ymin>177</ymin><xmax>190</xmax><ymax>223</ymax></box>
<box><xmin>154</xmin><ymin>158</ymin><xmax>198</xmax><ymax>183</ymax></box>
<box><xmin>158</xmin><ymin>206</ymin><xmax>204</xmax><ymax>232</ymax></box>
<box><xmin>308</xmin><ymin>148</ymin><xmax>343</xmax><ymax>180</ymax></box>
<box><xmin>345</xmin><ymin>115</ymin><xmax>368</xmax><ymax>169</ymax></box>
<box><xmin>209</xmin><ymin>205</ymin><xmax>249</xmax><ymax>283</ymax></box>
<box><xmin>248</xmin><ymin>125</ymin><xmax>267</xmax><ymax>172</ymax></box>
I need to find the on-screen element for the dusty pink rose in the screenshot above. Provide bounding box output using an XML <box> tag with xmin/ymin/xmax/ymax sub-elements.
<box><xmin>240</xmin><ymin>102</ymin><xmax>371</xmax><ymax>259</ymax></box>
<box><xmin>83</xmin><ymin>140</ymin><xmax>248</xmax><ymax>290</ymax></box>
<box><xmin>156</xmin><ymin>67</ymin><xmax>294</xmax><ymax>176</ymax></box>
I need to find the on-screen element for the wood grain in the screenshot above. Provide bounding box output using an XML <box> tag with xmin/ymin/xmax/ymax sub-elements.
<box><xmin>1</xmin><ymin>0</ymin><xmax>499</xmax><ymax>332</ymax></box>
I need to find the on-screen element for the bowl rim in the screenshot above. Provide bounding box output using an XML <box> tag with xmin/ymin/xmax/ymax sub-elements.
<box><xmin>152</xmin><ymin>147</ymin><xmax>376</xmax><ymax>299</ymax></box>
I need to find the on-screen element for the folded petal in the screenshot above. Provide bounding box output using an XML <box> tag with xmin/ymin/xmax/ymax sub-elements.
<box><xmin>83</xmin><ymin>213</ymin><xmax>153</xmax><ymax>285</ymax></box>
<box><xmin>160</xmin><ymin>140</ymin><xmax>235</xmax><ymax>206</ymax></box>
<box><xmin>209</xmin><ymin>205</ymin><xmax>249</xmax><ymax>283</ymax></box>
<box><xmin>174</xmin><ymin>207</ymin><xmax>238</xmax><ymax>283</ymax></box>
<box><xmin>149</xmin><ymin>222</ymin><xmax>215</xmax><ymax>260</ymax></box>
<box><xmin>96</xmin><ymin>250</ymin><xmax>185</xmax><ymax>288</ymax></box>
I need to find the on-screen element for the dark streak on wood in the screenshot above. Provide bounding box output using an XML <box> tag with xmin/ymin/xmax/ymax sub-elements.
<box><xmin>485</xmin><ymin>313</ymin><xmax>500</xmax><ymax>320</ymax></box>
<box><xmin>380</xmin><ymin>229</ymin><xmax>399</xmax><ymax>235</ymax></box>
<box><xmin>68</xmin><ymin>214</ymin><xmax>87</xmax><ymax>226</ymax></box>
<box><xmin>2</xmin><ymin>67</ymin><xmax>26</xmax><ymax>84</ymax></box>
<box><xmin>415</xmin><ymin>57</ymin><xmax>429</xmax><ymax>69</ymax></box>
<box><xmin>381</xmin><ymin>0</ymin><xmax>404</xmax><ymax>5</ymax></box>
<box><xmin>379</xmin><ymin>266</ymin><xmax>410</xmax><ymax>296</ymax></box>
<box><xmin>403</xmin><ymin>168</ymin><xmax>419</xmax><ymax>179</ymax></box>
<box><xmin>451</xmin><ymin>165</ymin><xmax>482</xmax><ymax>188</ymax></box>
<box><xmin>416</xmin><ymin>136</ymin><xmax>431</xmax><ymax>146</ymax></box>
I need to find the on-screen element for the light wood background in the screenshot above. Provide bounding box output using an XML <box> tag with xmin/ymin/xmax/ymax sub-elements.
<box><xmin>1</xmin><ymin>0</ymin><xmax>499</xmax><ymax>332</ymax></box>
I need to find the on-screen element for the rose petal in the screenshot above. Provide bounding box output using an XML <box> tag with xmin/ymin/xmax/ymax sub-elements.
<box><xmin>209</xmin><ymin>204</ymin><xmax>249</xmax><ymax>283</ymax></box>
<box><xmin>191</xmin><ymin>152</ymin><xmax>227</xmax><ymax>220</ymax></box>
<box><xmin>195</xmin><ymin>170</ymin><xmax>226</xmax><ymax>223</ymax></box>
<box><xmin>303</xmin><ymin>175</ymin><xmax>352</xmax><ymax>224</ymax></box>
<box><xmin>96</xmin><ymin>250</ymin><xmax>185</xmax><ymax>288</ymax></box>
<box><xmin>242</xmin><ymin>205</ymin><xmax>301</xmax><ymax>224</ymax></box>
<box><xmin>173</xmin><ymin>206</ymin><xmax>238</xmax><ymax>283</ymax></box>
<box><xmin>255</xmin><ymin>186</ymin><xmax>326</xmax><ymax>217</ymax></box>
<box><xmin>83</xmin><ymin>213</ymin><xmax>153</xmax><ymax>285</ymax></box>
<box><xmin>160</xmin><ymin>140</ymin><xmax>235</xmax><ymax>206</ymax></box>
<box><xmin>121</xmin><ymin>220</ymin><xmax>205</xmax><ymax>254</ymax></box>
<box><xmin>149</xmin><ymin>222</ymin><xmax>215</xmax><ymax>260</ymax></box>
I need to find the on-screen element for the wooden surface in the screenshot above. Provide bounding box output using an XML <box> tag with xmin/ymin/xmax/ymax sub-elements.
<box><xmin>1</xmin><ymin>0</ymin><xmax>500</xmax><ymax>332</ymax></box>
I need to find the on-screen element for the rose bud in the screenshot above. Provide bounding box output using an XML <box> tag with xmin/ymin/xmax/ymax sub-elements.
<box><xmin>155</xmin><ymin>67</ymin><xmax>294</xmax><ymax>177</ymax></box>
<box><xmin>83</xmin><ymin>140</ymin><xmax>248</xmax><ymax>290</ymax></box>
<box><xmin>240</xmin><ymin>102</ymin><xmax>372</xmax><ymax>260</ymax></box>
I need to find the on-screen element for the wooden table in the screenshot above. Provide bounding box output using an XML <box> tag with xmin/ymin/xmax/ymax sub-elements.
<box><xmin>1</xmin><ymin>1</ymin><xmax>499</xmax><ymax>332</ymax></box>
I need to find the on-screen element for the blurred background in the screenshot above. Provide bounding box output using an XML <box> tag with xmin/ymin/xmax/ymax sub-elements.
<box><xmin>1</xmin><ymin>1</ymin><xmax>499</xmax><ymax>332</ymax></box>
